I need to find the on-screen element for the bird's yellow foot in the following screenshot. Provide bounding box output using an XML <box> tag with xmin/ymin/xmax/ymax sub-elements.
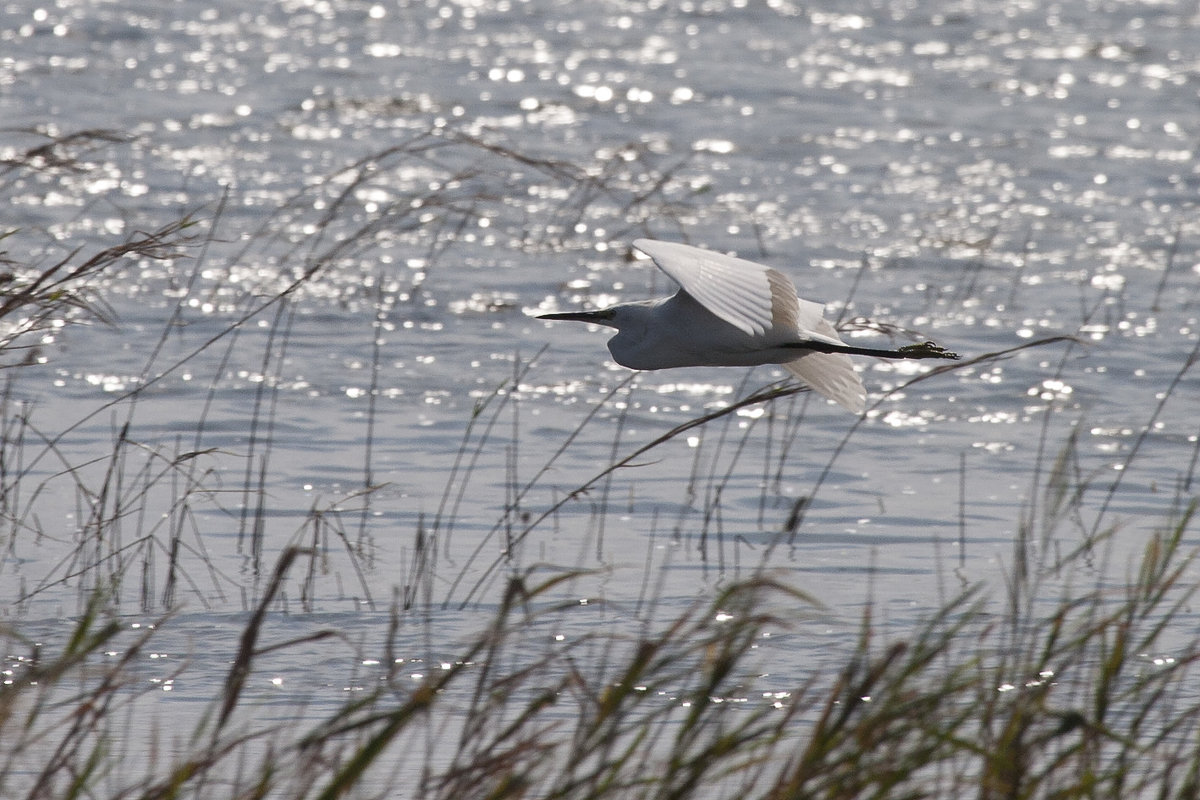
<box><xmin>898</xmin><ymin>341</ymin><xmax>960</xmax><ymax>360</ymax></box>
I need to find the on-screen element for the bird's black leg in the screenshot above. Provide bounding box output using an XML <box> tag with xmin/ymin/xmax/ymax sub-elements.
<box><xmin>785</xmin><ymin>340</ymin><xmax>960</xmax><ymax>360</ymax></box>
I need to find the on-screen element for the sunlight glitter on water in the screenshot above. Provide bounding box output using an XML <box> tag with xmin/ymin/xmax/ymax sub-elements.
<box><xmin>3</xmin><ymin>1</ymin><xmax>1200</xmax><ymax>791</ymax></box>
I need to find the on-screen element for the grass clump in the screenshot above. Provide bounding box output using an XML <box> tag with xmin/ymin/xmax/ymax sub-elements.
<box><xmin>3</xmin><ymin>506</ymin><xmax>1199</xmax><ymax>798</ymax></box>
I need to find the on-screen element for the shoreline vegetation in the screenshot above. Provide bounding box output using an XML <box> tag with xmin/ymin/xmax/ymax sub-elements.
<box><xmin>2</xmin><ymin>127</ymin><xmax>1199</xmax><ymax>798</ymax></box>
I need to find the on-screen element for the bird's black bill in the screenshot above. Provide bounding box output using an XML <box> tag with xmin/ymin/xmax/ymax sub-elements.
<box><xmin>537</xmin><ymin>310</ymin><xmax>613</xmax><ymax>323</ymax></box>
<box><xmin>785</xmin><ymin>340</ymin><xmax>960</xmax><ymax>360</ymax></box>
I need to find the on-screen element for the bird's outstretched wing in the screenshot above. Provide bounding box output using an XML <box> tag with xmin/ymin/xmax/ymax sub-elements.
<box><xmin>633</xmin><ymin>239</ymin><xmax>867</xmax><ymax>412</ymax></box>
<box><xmin>783</xmin><ymin>349</ymin><xmax>867</xmax><ymax>414</ymax></box>
<box><xmin>633</xmin><ymin>239</ymin><xmax>807</xmax><ymax>337</ymax></box>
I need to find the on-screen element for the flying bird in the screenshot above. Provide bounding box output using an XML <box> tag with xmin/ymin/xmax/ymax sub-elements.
<box><xmin>537</xmin><ymin>238</ymin><xmax>958</xmax><ymax>413</ymax></box>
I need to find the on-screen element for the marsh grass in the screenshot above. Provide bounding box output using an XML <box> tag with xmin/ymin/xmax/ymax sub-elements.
<box><xmin>2</xmin><ymin>125</ymin><xmax>1199</xmax><ymax>798</ymax></box>
<box><xmin>4</xmin><ymin>507</ymin><xmax>1199</xmax><ymax>799</ymax></box>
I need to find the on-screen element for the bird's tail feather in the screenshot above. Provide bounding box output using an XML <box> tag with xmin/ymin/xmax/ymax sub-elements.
<box><xmin>783</xmin><ymin>352</ymin><xmax>867</xmax><ymax>414</ymax></box>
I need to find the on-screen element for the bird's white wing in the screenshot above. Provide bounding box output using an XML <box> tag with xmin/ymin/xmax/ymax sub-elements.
<box><xmin>633</xmin><ymin>239</ymin><xmax>802</xmax><ymax>337</ymax></box>
<box><xmin>784</xmin><ymin>313</ymin><xmax>867</xmax><ymax>412</ymax></box>
<box><xmin>783</xmin><ymin>351</ymin><xmax>867</xmax><ymax>414</ymax></box>
<box><xmin>632</xmin><ymin>240</ymin><xmax>867</xmax><ymax>411</ymax></box>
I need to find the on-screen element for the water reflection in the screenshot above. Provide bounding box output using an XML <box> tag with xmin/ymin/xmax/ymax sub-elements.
<box><xmin>1</xmin><ymin>2</ymin><xmax>1199</xmax><ymax>791</ymax></box>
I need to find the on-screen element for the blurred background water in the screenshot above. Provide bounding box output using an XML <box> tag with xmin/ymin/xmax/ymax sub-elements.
<box><xmin>2</xmin><ymin>0</ymin><xmax>1199</xmax><ymax>784</ymax></box>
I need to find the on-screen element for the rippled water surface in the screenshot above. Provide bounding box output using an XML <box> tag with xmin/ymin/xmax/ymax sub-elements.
<box><xmin>3</xmin><ymin>0</ymin><xmax>1199</xmax><ymax>792</ymax></box>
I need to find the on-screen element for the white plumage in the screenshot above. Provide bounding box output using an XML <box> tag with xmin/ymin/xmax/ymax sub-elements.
<box><xmin>537</xmin><ymin>239</ymin><xmax>958</xmax><ymax>414</ymax></box>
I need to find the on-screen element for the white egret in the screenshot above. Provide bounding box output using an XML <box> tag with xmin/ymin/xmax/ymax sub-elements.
<box><xmin>537</xmin><ymin>238</ymin><xmax>958</xmax><ymax>414</ymax></box>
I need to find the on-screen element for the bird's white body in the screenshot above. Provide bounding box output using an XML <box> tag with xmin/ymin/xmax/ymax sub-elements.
<box><xmin>538</xmin><ymin>239</ymin><xmax>957</xmax><ymax>414</ymax></box>
<box><xmin>603</xmin><ymin>293</ymin><xmax>829</xmax><ymax>368</ymax></box>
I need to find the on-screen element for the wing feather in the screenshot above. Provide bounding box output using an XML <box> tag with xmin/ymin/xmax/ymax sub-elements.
<box><xmin>630</xmin><ymin>240</ymin><xmax>865</xmax><ymax>411</ymax></box>
<box><xmin>632</xmin><ymin>239</ymin><xmax>803</xmax><ymax>337</ymax></box>
<box><xmin>785</xmin><ymin>314</ymin><xmax>866</xmax><ymax>412</ymax></box>
<box><xmin>783</xmin><ymin>352</ymin><xmax>867</xmax><ymax>414</ymax></box>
